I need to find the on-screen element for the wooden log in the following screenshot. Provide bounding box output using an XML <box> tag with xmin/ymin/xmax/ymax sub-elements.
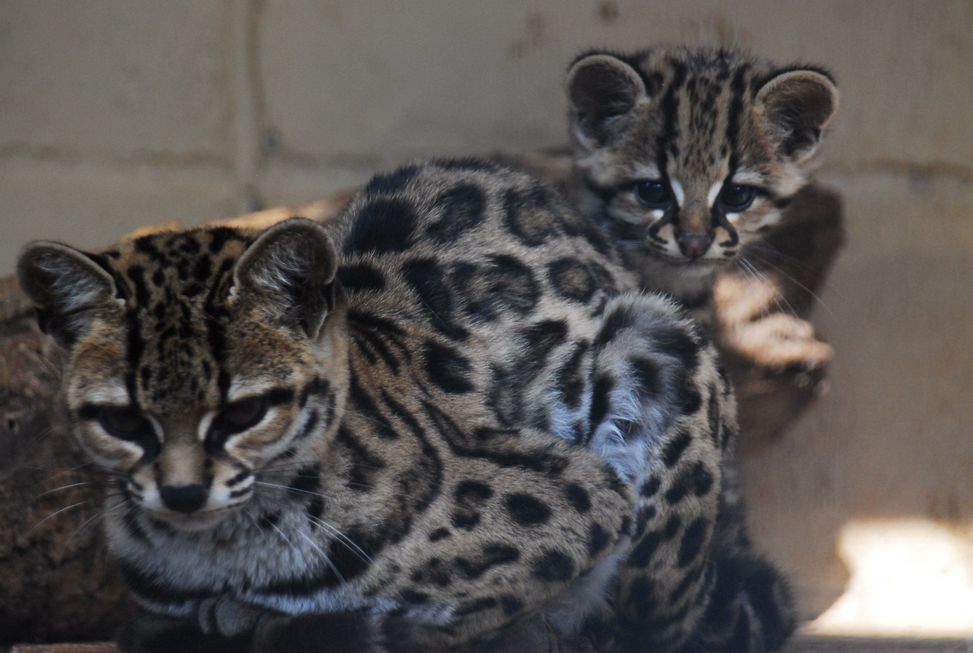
<box><xmin>0</xmin><ymin>152</ymin><xmax>842</xmax><ymax>645</ymax></box>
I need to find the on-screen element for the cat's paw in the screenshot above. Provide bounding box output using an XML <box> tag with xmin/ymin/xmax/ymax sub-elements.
<box><xmin>198</xmin><ymin>595</ymin><xmax>268</xmax><ymax>637</ymax></box>
<box><xmin>118</xmin><ymin>607</ymin><xmax>252</xmax><ymax>653</ymax></box>
<box><xmin>722</xmin><ymin>313</ymin><xmax>833</xmax><ymax>372</ymax></box>
<box><xmin>251</xmin><ymin>612</ymin><xmax>380</xmax><ymax>653</ymax></box>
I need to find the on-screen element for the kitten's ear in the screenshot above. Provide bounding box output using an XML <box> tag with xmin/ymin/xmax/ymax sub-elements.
<box><xmin>232</xmin><ymin>218</ymin><xmax>338</xmax><ymax>339</ymax></box>
<box><xmin>756</xmin><ymin>68</ymin><xmax>839</xmax><ymax>162</ymax></box>
<box><xmin>567</xmin><ymin>53</ymin><xmax>647</xmax><ymax>146</ymax></box>
<box><xmin>17</xmin><ymin>242</ymin><xmax>120</xmax><ymax>347</ymax></box>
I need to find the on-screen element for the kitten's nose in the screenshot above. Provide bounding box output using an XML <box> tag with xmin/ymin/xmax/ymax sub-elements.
<box><xmin>159</xmin><ymin>484</ymin><xmax>208</xmax><ymax>514</ymax></box>
<box><xmin>677</xmin><ymin>233</ymin><xmax>713</xmax><ymax>260</ymax></box>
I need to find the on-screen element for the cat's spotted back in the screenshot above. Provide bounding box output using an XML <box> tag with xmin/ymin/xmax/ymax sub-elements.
<box><xmin>19</xmin><ymin>160</ymin><xmax>794</xmax><ymax>652</ymax></box>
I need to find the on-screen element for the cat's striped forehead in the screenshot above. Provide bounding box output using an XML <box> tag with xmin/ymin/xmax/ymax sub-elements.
<box><xmin>93</xmin><ymin>226</ymin><xmax>256</xmax><ymax>409</ymax></box>
<box><xmin>626</xmin><ymin>48</ymin><xmax>776</xmax><ymax>186</ymax></box>
<box><xmin>104</xmin><ymin>227</ymin><xmax>253</xmax><ymax>302</ymax></box>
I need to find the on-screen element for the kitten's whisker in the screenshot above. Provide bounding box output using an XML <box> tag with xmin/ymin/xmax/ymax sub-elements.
<box><xmin>740</xmin><ymin>258</ymin><xmax>801</xmax><ymax>319</ymax></box>
<box><xmin>747</xmin><ymin>249</ymin><xmax>838</xmax><ymax>314</ymax></box>
<box><xmin>735</xmin><ymin>258</ymin><xmax>792</xmax><ymax>318</ymax></box>
<box><xmin>743</xmin><ymin>252</ymin><xmax>837</xmax><ymax>319</ymax></box>
<box><xmin>745</xmin><ymin>243</ymin><xmax>820</xmax><ymax>274</ymax></box>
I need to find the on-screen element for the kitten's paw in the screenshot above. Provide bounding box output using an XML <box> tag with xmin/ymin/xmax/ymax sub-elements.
<box><xmin>723</xmin><ymin>313</ymin><xmax>833</xmax><ymax>371</ymax></box>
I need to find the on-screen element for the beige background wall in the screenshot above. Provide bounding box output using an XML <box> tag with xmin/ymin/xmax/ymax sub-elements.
<box><xmin>2</xmin><ymin>0</ymin><xmax>969</xmax><ymax>270</ymax></box>
<box><xmin>2</xmin><ymin>0</ymin><xmax>971</xmax><ymax>639</ymax></box>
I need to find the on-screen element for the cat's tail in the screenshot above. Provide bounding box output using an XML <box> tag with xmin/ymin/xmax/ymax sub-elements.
<box><xmin>687</xmin><ymin>547</ymin><xmax>796</xmax><ymax>653</ymax></box>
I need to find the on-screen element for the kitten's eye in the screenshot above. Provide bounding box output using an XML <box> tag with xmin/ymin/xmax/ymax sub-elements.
<box><xmin>634</xmin><ymin>180</ymin><xmax>673</xmax><ymax>209</ymax></box>
<box><xmin>718</xmin><ymin>184</ymin><xmax>757</xmax><ymax>212</ymax></box>
<box><xmin>216</xmin><ymin>396</ymin><xmax>269</xmax><ymax>434</ymax></box>
<box><xmin>97</xmin><ymin>406</ymin><xmax>153</xmax><ymax>440</ymax></box>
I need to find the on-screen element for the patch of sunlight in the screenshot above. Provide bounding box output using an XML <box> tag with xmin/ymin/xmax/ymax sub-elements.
<box><xmin>806</xmin><ymin>518</ymin><xmax>973</xmax><ymax>638</ymax></box>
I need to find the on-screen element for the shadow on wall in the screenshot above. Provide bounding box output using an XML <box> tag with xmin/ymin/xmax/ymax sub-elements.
<box><xmin>742</xmin><ymin>172</ymin><xmax>973</xmax><ymax>637</ymax></box>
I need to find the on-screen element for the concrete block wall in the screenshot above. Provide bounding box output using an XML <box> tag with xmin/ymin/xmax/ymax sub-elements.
<box><xmin>2</xmin><ymin>0</ymin><xmax>970</xmax><ymax>271</ymax></box>
<box><xmin>1</xmin><ymin>0</ymin><xmax>972</xmax><ymax>637</ymax></box>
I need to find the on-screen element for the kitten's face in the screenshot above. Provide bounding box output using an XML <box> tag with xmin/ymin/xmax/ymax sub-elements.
<box><xmin>18</xmin><ymin>220</ymin><xmax>340</xmax><ymax>531</ymax></box>
<box><xmin>567</xmin><ymin>49</ymin><xmax>838</xmax><ymax>270</ymax></box>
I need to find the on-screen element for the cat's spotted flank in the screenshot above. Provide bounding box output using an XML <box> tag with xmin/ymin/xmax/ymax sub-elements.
<box><xmin>566</xmin><ymin>46</ymin><xmax>839</xmax><ymax>331</ymax></box>
<box><xmin>19</xmin><ymin>159</ymin><xmax>791</xmax><ymax>652</ymax></box>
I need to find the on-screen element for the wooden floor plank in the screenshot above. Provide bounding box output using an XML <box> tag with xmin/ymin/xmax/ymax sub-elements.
<box><xmin>8</xmin><ymin>637</ymin><xmax>972</xmax><ymax>653</ymax></box>
<box><xmin>787</xmin><ymin>635</ymin><xmax>973</xmax><ymax>653</ymax></box>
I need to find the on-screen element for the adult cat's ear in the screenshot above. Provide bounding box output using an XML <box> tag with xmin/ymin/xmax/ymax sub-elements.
<box><xmin>567</xmin><ymin>53</ymin><xmax>647</xmax><ymax>147</ymax></box>
<box><xmin>232</xmin><ymin>218</ymin><xmax>338</xmax><ymax>339</ymax></box>
<box><xmin>756</xmin><ymin>68</ymin><xmax>839</xmax><ymax>162</ymax></box>
<box><xmin>17</xmin><ymin>242</ymin><xmax>120</xmax><ymax>347</ymax></box>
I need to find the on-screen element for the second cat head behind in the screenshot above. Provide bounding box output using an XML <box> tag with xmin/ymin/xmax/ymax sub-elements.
<box><xmin>567</xmin><ymin>47</ymin><xmax>838</xmax><ymax>269</ymax></box>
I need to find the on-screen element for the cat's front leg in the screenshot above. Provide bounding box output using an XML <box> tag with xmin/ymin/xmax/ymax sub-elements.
<box><xmin>197</xmin><ymin>594</ymin><xmax>272</xmax><ymax>638</ymax></box>
<box><xmin>250</xmin><ymin>612</ymin><xmax>385</xmax><ymax>653</ymax></box>
<box><xmin>117</xmin><ymin>603</ymin><xmax>255</xmax><ymax>653</ymax></box>
<box><xmin>249</xmin><ymin>610</ymin><xmax>601</xmax><ymax>653</ymax></box>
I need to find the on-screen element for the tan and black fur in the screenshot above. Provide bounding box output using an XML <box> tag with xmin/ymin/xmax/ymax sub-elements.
<box><xmin>565</xmin><ymin>46</ymin><xmax>838</xmax><ymax>652</ymax></box>
<box><xmin>19</xmin><ymin>159</ymin><xmax>786</xmax><ymax>652</ymax></box>
<box><xmin>566</xmin><ymin>46</ymin><xmax>839</xmax><ymax>336</ymax></box>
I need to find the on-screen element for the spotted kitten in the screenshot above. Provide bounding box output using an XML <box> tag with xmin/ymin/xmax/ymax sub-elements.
<box><xmin>566</xmin><ymin>46</ymin><xmax>839</xmax><ymax>334</ymax></box>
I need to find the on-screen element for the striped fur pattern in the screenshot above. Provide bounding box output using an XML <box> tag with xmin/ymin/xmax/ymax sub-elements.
<box><xmin>20</xmin><ymin>159</ymin><xmax>771</xmax><ymax>652</ymax></box>
<box><xmin>566</xmin><ymin>47</ymin><xmax>816</xmax><ymax>651</ymax></box>
<box><xmin>567</xmin><ymin>46</ymin><xmax>838</xmax><ymax>330</ymax></box>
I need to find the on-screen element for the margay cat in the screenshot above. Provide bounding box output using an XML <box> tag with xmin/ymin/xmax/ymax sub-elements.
<box><xmin>566</xmin><ymin>47</ymin><xmax>839</xmax><ymax>343</ymax></box>
<box><xmin>19</xmin><ymin>159</ymin><xmax>790</xmax><ymax>652</ymax></box>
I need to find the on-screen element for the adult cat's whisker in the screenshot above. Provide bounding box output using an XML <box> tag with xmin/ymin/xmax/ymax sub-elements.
<box><xmin>66</xmin><ymin>500</ymin><xmax>129</xmax><ymax>545</ymax></box>
<box><xmin>34</xmin><ymin>481</ymin><xmax>91</xmax><ymax>499</ymax></box>
<box><xmin>258</xmin><ymin>511</ymin><xmax>346</xmax><ymax>586</ymax></box>
<box><xmin>295</xmin><ymin>528</ymin><xmax>346</xmax><ymax>585</ymax></box>
<box><xmin>254</xmin><ymin>480</ymin><xmax>331</xmax><ymax>501</ymax></box>
<box><xmin>341</xmin><ymin>480</ymin><xmax>434</xmax><ymax>503</ymax></box>
<box><xmin>31</xmin><ymin>461</ymin><xmax>92</xmax><ymax>477</ymax></box>
<box><xmin>255</xmin><ymin>476</ymin><xmax>418</xmax><ymax>505</ymax></box>
<box><xmin>252</xmin><ymin>482</ymin><xmax>376</xmax><ymax>564</ymax></box>
<box><xmin>306</xmin><ymin>515</ymin><xmax>372</xmax><ymax>563</ymax></box>
<box><xmin>28</xmin><ymin>500</ymin><xmax>89</xmax><ymax>534</ymax></box>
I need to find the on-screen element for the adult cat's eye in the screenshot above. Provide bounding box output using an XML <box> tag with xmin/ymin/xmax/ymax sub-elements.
<box><xmin>215</xmin><ymin>396</ymin><xmax>269</xmax><ymax>434</ymax></box>
<box><xmin>97</xmin><ymin>406</ymin><xmax>153</xmax><ymax>440</ymax></box>
<box><xmin>718</xmin><ymin>184</ymin><xmax>758</xmax><ymax>212</ymax></box>
<box><xmin>634</xmin><ymin>180</ymin><xmax>673</xmax><ymax>209</ymax></box>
